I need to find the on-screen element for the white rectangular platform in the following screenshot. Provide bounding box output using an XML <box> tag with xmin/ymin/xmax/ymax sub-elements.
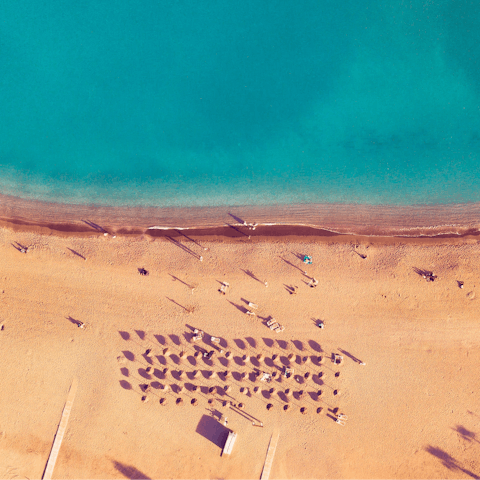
<box><xmin>222</xmin><ymin>431</ymin><xmax>237</xmax><ymax>456</ymax></box>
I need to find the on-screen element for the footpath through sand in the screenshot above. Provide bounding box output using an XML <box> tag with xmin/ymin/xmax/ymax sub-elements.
<box><xmin>0</xmin><ymin>227</ymin><xmax>479</xmax><ymax>479</ymax></box>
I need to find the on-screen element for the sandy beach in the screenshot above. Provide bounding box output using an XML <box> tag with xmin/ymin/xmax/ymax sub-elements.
<box><xmin>1</xmin><ymin>206</ymin><xmax>480</xmax><ymax>479</ymax></box>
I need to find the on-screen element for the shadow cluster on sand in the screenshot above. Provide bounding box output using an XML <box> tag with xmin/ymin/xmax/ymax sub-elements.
<box><xmin>452</xmin><ymin>424</ymin><xmax>480</xmax><ymax>444</ymax></box>
<box><xmin>115</xmin><ymin>323</ymin><xmax>368</xmax><ymax>425</ymax></box>
<box><xmin>424</xmin><ymin>445</ymin><xmax>478</xmax><ymax>478</ymax></box>
<box><xmin>111</xmin><ymin>460</ymin><xmax>151</xmax><ymax>479</ymax></box>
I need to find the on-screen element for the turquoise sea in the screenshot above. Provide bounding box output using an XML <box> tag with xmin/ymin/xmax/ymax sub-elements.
<box><xmin>0</xmin><ymin>0</ymin><xmax>479</xmax><ymax>208</ymax></box>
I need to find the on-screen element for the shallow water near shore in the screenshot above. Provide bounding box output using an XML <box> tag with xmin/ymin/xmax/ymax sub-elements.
<box><xmin>0</xmin><ymin>1</ymin><xmax>479</xmax><ymax>207</ymax></box>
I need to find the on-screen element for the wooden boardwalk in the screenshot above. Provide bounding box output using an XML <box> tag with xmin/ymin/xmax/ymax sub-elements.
<box><xmin>42</xmin><ymin>378</ymin><xmax>78</xmax><ymax>480</ymax></box>
<box><xmin>260</xmin><ymin>431</ymin><xmax>279</xmax><ymax>480</ymax></box>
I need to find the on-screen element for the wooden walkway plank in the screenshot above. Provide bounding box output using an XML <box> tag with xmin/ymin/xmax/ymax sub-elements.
<box><xmin>42</xmin><ymin>378</ymin><xmax>78</xmax><ymax>480</ymax></box>
<box><xmin>260</xmin><ymin>431</ymin><xmax>279</xmax><ymax>480</ymax></box>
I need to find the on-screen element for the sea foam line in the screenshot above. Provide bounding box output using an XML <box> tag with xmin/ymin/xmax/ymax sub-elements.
<box><xmin>147</xmin><ymin>222</ymin><xmax>479</xmax><ymax>238</ymax></box>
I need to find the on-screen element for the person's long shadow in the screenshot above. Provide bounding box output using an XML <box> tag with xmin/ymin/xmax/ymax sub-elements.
<box><xmin>166</xmin><ymin>297</ymin><xmax>188</xmax><ymax>311</ymax></box>
<box><xmin>12</xmin><ymin>242</ymin><xmax>29</xmax><ymax>253</ymax></box>
<box><xmin>196</xmin><ymin>414</ymin><xmax>230</xmax><ymax>450</ymax></box>
<box><xmin>229</xmin><ymin>404</ymin><xmax>262</xmax><ymax>423</ymax></box>
<box><xmin>82</xmin><ymin>220</ymin><xmax>107</xmax><ymax>233</ymax></box>
<box><xmin>66</xmin><ymin>316</ymin><xmax>85</xmax><ymax>328</ymax></box>
<box><xmin>11</xmin><ymin>243</ymin><xmax>22</xmax><ymax>252</ymax></box>
<box><xmin>111</xmin><ymin>459</ymin><xmax>151</xmax><ymax>480</ymax></box>
<box><xmin>284</xmin><ymin>284</ymin><xmax>298</xmax><ymax>294</ymax></box>
<box><xmin>353</xmin><ymin>250</ymin><xmax>367</xmax><ymax>260</ymax></box>
<box><xmin>424</xmin><ymin>445</ymin><xmax>478</xmax><ymax>478</ymax></box>
<box><xmin>166</xmin><ymin>236</ymin><xmax>200</xmax><ymax>260</ymax></box>
<box><xmin>66</xmin><ymin>248</ymin><xmax>86</xmax><ymax>260</ymax></box>
<box><xmin>240</xmin><ymin>269</ymin><xmax>263</xmax><ymax>283</ymax></box>
<box><xmin>279</xmin><ymin>256</ymin><xmax>305</xmax><ymax>273</ymax></box>
<box><xmin>169</xmin><ymin>274</ymin><xmax>194</xmax><ymax>290</ymax></box>
<box><xmin>226</xmin><ymin>223</ymin><xmax>249</xmax><ymax>237</ymax></box>
<box><xmin>228</xmin><ymin>213</ymin><xmax>245</xmax><ymax>224</ymax></box>
<box><xmin>413</xmin><ymin>267</ymin><xmax>437</xmax><ymax>279</ymax></box>
<box><xmin>338</xmin><ymin>348</ymin><xmax>362</xmax><ymax>363</ymax></box>
<box><xmin>227</xmin><ymin>300</ymin><xmax>248</xmax><ymax>314</ymax></box>
<box><xmin>175</xmin><ymin>229</ymin><xmax>206</xmax><ymax>250</ymax></box>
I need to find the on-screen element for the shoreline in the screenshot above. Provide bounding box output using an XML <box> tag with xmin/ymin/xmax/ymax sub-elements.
<box><xmin>1</xmin><ymin>192</ymin><xmax>480</xmax><ymax>241</ymax></box>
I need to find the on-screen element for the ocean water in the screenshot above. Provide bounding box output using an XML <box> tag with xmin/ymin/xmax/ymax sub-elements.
<box><xmin>0</xmin><ymin>0</ymin><xmax>479</xmax><ymax>208</ymax></box>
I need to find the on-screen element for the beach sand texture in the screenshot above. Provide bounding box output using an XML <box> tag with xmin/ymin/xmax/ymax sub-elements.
<box><xmin>1</xmin><ymin>224</ymin><xmax>479</xmax><ymax>479</ymax></box>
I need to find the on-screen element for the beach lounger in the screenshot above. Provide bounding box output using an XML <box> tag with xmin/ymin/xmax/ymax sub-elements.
<box><xmin>274</xmin><ymin>325</ymin><xmax>285</xmax><ymax>333</ymax></box>
<box><xmin>333</xmin><ymin>354</ymin><xmax>343</xmax><ymax>365</ymax></box>
<box><xmin>210</xmin><ymin>336</ymin><xmax>220</xmax><ymax>343</ymax></box>
<box><xmin>266</xmin><ymin>318</ymin><xmax>277</xmax><ymax>327</ymax></box>
<box><xmin>269</xmin><ymin>322</ymin><xmax>280</xmax><ymax>330</ymax></box>
<box><xmin>260</xmin><ymin>372</ymin><xmax>272</xmax><ymax>383</ymax></box>
<box><xmin>192</xmin><ymin>329</ymin><xmax>204</xmax><ymax>342</ymax></box>
<box><xmin>335</xmin><ymin>418</ymin><xmax>346</xmax><ymax>426</ymax></box>
<box><xmin>246</xmin><ymin>311</ymin><xmax>256</xmax><ymax>316</ymax></box>
<box><xmin>337</xmin><ymin>414</ymin><xmax>348</xmax><ymax>420</ymax></box>
<box><xmin>219</xmin><ymin>282</ymin><xmax>230</xmax><ymax>294</ymax></box>
<box><xmin>248</xmin><ymin>302</ymin><xmax>258</xmax><ymax>309</ymax></box>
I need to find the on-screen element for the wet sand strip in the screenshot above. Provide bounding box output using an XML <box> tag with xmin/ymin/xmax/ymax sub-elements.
<box><xmin>1</xmin><ymin>192</ymin><xmax>480</xmax><ymax>240</ymax></box>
